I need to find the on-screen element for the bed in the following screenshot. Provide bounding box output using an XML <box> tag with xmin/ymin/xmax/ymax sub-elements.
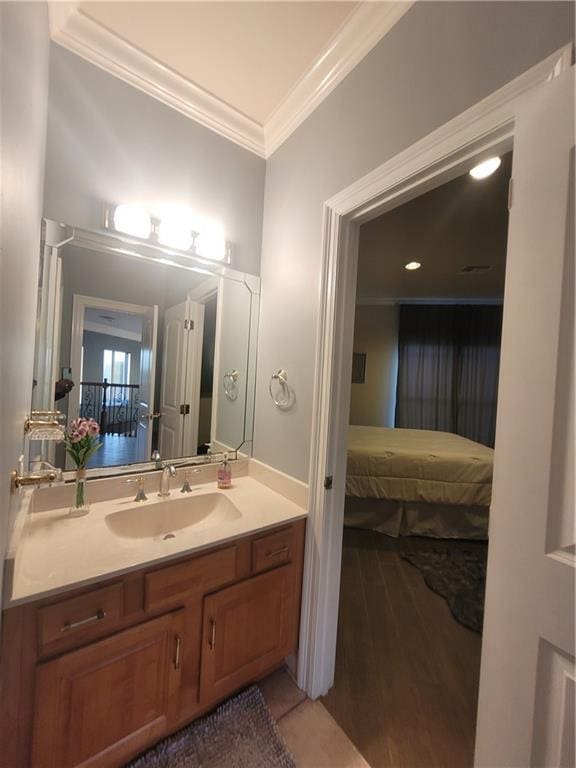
<box><xmin>346</xmin><ymin>426</ymin><xmax>493</xmax><ymax>539</ymax></box>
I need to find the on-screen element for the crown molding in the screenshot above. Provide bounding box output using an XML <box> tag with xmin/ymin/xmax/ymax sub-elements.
<box><xmin>48</xmin><ymin>3</ymin><xmax>266</xmax><ymax>158</ymax></box>
<box><xmin>263</xmin><ymin>2</ymin><xmax>413</xmax><ymax>156</ymax></box>
<box><xmin>48</xmin><ymin>2</ymin><xmax>413</xmax><ymax>159</ymax></box>
<box><xmin>356</xmin><ymin>296</ymin><xmax>504</xmax><ymax>306</ymax></box>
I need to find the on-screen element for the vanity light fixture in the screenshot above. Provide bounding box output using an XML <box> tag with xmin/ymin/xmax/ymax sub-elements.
<box><xmin>105</xmin><ymin>202</ymin><xmax>231</xmax><ymax>263</ymax></box>
<box><xmin>113</xmin><ymin>204</ymin><xmax>152</xmax><ymax>239</ymax></box>
<box><xmin>469</xmin><ymin>157</ymin><xmax>501</xmax><ymax>180</ymax></box>
<box><xmin>405</xmin><ymin>261</ymin><xmax>421</xmax><ymax>271</ymax></box>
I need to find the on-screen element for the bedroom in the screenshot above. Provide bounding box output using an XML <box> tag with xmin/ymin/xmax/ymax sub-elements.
<box><xmin>322</xmin><ymin>152</ymin><xmax>512</xmax><ymax>765</ymax></box>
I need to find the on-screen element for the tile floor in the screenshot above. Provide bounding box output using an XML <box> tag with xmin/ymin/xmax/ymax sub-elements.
<box><xmin>259</xmin><ymin>668</ymin><xmax>371</xmax><ymax>768</ymax></box>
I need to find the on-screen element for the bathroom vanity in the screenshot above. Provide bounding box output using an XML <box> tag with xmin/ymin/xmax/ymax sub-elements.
<box><xmin>2</xmin><ymin>201</ymin><xmax>309</xmax><ymax>767</ymax></box>
<box><xmin>0</xmin><ymin>470</ymin><xmax>307</xmax><ymax>767</ymax></box>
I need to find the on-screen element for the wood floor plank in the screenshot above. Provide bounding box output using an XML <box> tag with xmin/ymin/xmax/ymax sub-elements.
<box><xmin>323</xmin><ymin>529</ymin><xmax>482</xmax><ymax>768</ymax></box>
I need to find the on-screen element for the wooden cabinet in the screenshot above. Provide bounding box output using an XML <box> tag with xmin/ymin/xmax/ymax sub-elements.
<box><xmin>200</xmin><ymin>565</ymin><xmax>295</xmax><ymax>703</ymax></box>
<box><xmin>32</xmin><ymin>611</ymin><xmax>185</xmax><ymax>768</ymax></box>
<box><xmin>0</xmin><ymin>519</ymin><xmax>305</xmax><ymax>768</ymax></box>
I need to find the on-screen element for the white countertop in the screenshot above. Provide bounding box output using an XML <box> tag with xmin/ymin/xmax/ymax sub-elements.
<box><xmin>5</xmin><ymin>474</ymin><xmax>307</xmax><ymax>607</ymax></box>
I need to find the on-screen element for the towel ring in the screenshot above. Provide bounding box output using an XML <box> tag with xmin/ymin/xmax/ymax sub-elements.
<box><xmin>269</xmin><ymin>369</ymin><xmax>293</xmax><ymax>409</ymax></box>
<box><xmin>223</xmin><ymin>369</ymin><xmax>239</xmax><ymax>401</ymax></box>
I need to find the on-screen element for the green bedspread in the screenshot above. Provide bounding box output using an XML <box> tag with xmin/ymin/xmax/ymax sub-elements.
<box><xmin>346</xmin><ymin>426</ymin><xmax>493</xmax><ymax>507</ymax></box>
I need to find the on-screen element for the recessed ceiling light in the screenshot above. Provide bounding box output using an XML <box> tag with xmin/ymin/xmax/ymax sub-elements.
<box><xmin>469</xmin><ymin>157</ymin><xmax>501</xmax><ymax>180</ymax></box>
<box><xmin>405</xmin><ymin>261</ymin><xmax>421</xmax><ymax>271</ymax></box>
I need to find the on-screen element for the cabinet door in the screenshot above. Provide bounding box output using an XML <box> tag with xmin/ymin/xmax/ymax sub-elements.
<box><xmin>32</xmin><ymin>610</ymin><xmax>185</xmax><ymax>768</ymax></box>
<box><xmin>200</xmin><ymin>565</ymin><xmax>296</xmax><ymax>704</ymax></box>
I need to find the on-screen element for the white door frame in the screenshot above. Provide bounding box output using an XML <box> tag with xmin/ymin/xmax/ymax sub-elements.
<box><xmin>69</xmin><ymin>293</ymin><xmax>156</xmax><ymax>424</ymax></box>
<box><xmin>297</xmin><ymin>44</ymin><xmax>572</xmax><ymax>702</ymax></box>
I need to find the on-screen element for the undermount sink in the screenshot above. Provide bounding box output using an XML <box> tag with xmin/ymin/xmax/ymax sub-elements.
<box><xmin>105</xmin><ymin>493</ymin><xmax>241</xmax><ymax>540</ymax></box>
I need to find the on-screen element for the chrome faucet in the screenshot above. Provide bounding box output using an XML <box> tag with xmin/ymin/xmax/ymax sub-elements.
<box><xmin>158</xmin><ymin>464</ymin><xmax>176</xmax><ymax>498</ymax></box>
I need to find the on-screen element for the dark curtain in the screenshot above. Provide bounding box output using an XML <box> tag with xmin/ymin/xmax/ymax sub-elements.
<box><xmin>395</xmin><ymin>305</ymin><xmax>503</xmax><ymax>446</ymax></box>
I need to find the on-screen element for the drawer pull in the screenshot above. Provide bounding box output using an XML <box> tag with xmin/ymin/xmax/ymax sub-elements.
<box><xmin>174</xmin><ymin>634</ymin><xmax>182</xmax><ymax>669</ymax></box>
<box><xmin>61</xmin><ymin>609</ymin><xmax>106</xmax><ymax>632</ymax></box>
<box><xmin>265</xmin><ymin>545</ymin><xmax>289</xmax><ymax>559</ymax></box>
<box><xmin>209</xmin><ymin>618</ymin><xmax>216</xmax><ymax>650</ymax></box>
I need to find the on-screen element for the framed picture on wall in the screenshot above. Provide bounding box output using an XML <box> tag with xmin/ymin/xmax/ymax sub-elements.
<box><xmin>352</xmin><ymin>353</ymin><xmax>366</xmax><ymax>384</ymax></box>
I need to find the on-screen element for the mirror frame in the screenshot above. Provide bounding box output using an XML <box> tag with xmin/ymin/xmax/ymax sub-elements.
<box><xmin>31</xmin><ymin>219</ymin><xmax>260</xmax><ymax>480</ymax></box>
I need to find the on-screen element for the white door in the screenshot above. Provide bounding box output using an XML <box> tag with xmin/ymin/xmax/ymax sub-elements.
<box><xmin>182</xmin><ymin>299</ymin><xmax>205</xmax><ymax>456</ymax></box>
<box><xmin>158</xmin><ymin>301</ymin><xmax>188</xmax><ymax>460</ymax></box>
<box><xmin>158</xmin><ymin>299</ymin><xmax>205</xmax><ymax>459</ymax></box>
<box><xmin>135</xmin><ymin>305</ymin><xmax>158</xmax><ymax>462</ymax></box>
<box><xmin>475</xmin><ymin>68</ymin><xmax>574</xmax><ymax>766</ymax></box>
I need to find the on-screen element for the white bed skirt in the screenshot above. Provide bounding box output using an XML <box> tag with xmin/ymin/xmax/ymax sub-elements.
<box><xmin>344</xmin><ymin>496</ymin><xmax>489</xmax><ymax>540</ymax></box>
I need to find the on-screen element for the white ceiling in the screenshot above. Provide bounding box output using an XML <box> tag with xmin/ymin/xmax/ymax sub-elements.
<box><xmin>81</xmin><ymin>1</ymin><xmax>358</xmax><ymax>124</ymax></box>
<box><xmin>84</xmin><ymin>307</ymin><xmax>143</xmax><ymax>341</ymax></box>
<box><xmin>50</xmin><ymin>1</ymin><xmax>412</xmax><ymax>156</ymax></box>
<box><xmin>357</xmin><ymin>152</ymin><xmax>513</xmax><ymax>302</ymax></box>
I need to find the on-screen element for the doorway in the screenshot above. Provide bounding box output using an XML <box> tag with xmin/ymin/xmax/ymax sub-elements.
<box><xmin>321</xmin><ymin>152</ymin><xmax>511</xmax><ymax>765</ymax></box>
<box><xmin>297</xmin><ymin>47</ymin><xmax>573</xmax><ymax>767</ymax></box>
<box><xmin>69</xmin><ymin>295</ymin><xmax>158</xmax><ymax>468</ymax></box>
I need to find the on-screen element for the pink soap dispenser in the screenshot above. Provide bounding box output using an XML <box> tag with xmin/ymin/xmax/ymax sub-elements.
<box><xmin>217</xmin><ymin>453</ymin><xmax>232</xmax><ymax>489</ymax></box>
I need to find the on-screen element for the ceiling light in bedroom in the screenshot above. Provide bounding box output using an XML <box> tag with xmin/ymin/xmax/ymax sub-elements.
<box><xmin>470</xmin><ymin>157</ymin><xmax>501</xmax><ymax>179</ymax></box>
<box><xmin>405</xmin><ymin>261</ymin><xmax>421</xmax><ymax>271</ymax></box>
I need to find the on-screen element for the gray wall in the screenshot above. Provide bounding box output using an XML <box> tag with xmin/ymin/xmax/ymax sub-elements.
<box><xmin>349</xmin><ymin>305</ymin><xmax>398</xmax><ymax>428</ymax></box>
<box><xmin>253</xmin><ymin>1</ymin><xmax>575</xmax><ymax>481</ymax></box>
<box><xmin>0</xmin><ymin>2</ymin><xmax>50</xmax><ymax>604</ymax></box>
<box><xmin>44</xmin><ymin>44</ymin><xmax>265</xmax><ymax>276</ymax></box>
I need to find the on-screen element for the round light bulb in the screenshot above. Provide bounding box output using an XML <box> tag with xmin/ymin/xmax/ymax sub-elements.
<box><xmin>196</xmin><ymin>221</ymin><xmax>227</xmax><ymax>261</ymax></box>
<box><xmin>405</xmin><ymin>261</ymin><xmax>421</xmax><ymax>271</ymax></box>
<box><xmin>469</xmin><ymin>157</ymin><xmax>501</xmax><ymax>180</ymax></box>
<box><xmin>113</xmin><ymin>205</ymin><xmax>152</xmax><ymax>239</ymax></box>
<box><xmin>158</xmin><ymin>206</ymin><xmax>194</xmax><ymax>251</ymax></box>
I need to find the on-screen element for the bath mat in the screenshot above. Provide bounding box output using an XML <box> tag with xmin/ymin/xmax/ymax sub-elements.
<box><xmin>400</xmin><ymin>543</ymin><xmax>488</xmax><ymax>633</ymax></box>
<box><xmin>125</xmin><ymin>685</ymin><xmax>296</xmax><ymax>768</ymax></box>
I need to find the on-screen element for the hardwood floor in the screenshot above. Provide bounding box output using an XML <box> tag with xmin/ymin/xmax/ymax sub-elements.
<box><xmin>322</xmin><ymin>529</ymin><xmax>483</xmax><ymax>768</ymax></box>
<box><xmin>86</xmin><ymin>434</ymin><xmax>139</xmax><ymax>468</ymax></box>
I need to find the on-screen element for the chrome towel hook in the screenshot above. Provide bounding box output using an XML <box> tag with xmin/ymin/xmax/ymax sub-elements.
<box><xmin>269</xmin><ymin>369</ymin><xmax>294</xmax><ymax>409</ymax></box>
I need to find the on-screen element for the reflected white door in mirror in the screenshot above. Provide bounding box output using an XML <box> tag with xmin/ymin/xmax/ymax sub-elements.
<box><xmin>29</xmin><ymin>221</ymin><xmax>260</xmax><ymax>478</ymax></box>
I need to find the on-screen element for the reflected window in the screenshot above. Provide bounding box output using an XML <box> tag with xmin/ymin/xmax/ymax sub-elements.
<box><xmin>103</xmin><ymin>349</ymin><xmax>131</xmax><ymax>385</ymax></box>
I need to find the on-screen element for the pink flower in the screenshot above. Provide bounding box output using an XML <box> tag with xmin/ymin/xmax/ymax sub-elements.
<box><xmin>69</xmin><ymin>430</ymin><xmax>83</xmax><ymax>443</ymax></box>
<box><xmin>86</xmin><ymin>420</ymin><xmax>100</xmax><ymax>436</ymax></box>
<box><xmin>70</xmin><ymin>418</ymin><xmax>83</xmax><ymax>431</ymax></box>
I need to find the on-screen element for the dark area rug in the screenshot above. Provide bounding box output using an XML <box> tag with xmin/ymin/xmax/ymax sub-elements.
<box><xmin>125</xmin><ymin>685</ymin><xmax>296</xmax><ymax>768</ymax></box>
<box><xmin>400</xmin><ymin>542</ymin><xmax>488</xmax><ymax>633</ymax></box>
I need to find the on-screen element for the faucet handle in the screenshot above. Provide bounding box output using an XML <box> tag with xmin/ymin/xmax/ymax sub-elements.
<box><xmin>125</xmin><ymin>475</ymin><xmax>147</xmax><ymax>502</ymax></box>
<box><xmin>180</xmin><ymin>471</ymin><xmax>192</xmax><ymax>494</ymax></box>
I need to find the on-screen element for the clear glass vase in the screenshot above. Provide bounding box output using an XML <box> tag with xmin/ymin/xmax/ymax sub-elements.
<box><xmin>69</xmin><ymin>468</ymin><xmax>90</xmax><ymax>517</ymax></box>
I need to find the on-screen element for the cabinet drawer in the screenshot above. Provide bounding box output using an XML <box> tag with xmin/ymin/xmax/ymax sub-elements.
<box><xmin>252</xmin><ymin>526</ymin><xmax>295</xmax><ymax>574</ymax></box>
<box><xmin>38</xmin><ymin>583</ymin><xmax>123</xmax><ymax>653</ymax></box>
<box><xmin>145</xmin><ymin>545</ymin><xmax>239</xmax><ymax>612</ymax></box>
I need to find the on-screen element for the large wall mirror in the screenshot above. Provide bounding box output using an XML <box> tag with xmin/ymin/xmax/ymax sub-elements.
<box><xmin>30</xmin><ymin>220</ymin><xmax>259</xmax><ymax>475</ymax></box>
